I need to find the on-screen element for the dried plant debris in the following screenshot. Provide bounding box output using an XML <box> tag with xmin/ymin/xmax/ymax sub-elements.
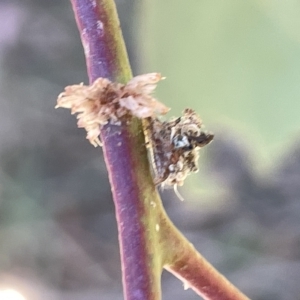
<box><xmin>56</xmin><ymin>73</ymin><xmax>169</xmax><ymax>146</ymax></box>
<box><xmin>145</xmin><ymin>109</ymin><xmax>214</xmax><ymax>191</ymax></box>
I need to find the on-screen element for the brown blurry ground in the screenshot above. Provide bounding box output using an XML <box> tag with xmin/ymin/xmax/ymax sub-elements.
<box><xmin>0</xmin><ymin>1</ymin><xmax>300</xmax><ymax>300</ymax></box>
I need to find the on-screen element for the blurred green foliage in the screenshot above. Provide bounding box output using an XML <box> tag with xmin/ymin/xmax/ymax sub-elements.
<box><xmin>139</xmin><ymin>0</ymin><xmax>300</xmax><ymax>166</ymax></box>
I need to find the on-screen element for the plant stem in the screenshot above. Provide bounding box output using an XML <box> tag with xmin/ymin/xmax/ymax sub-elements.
<box><xmin>71</xmin><ymin>0</ymin><xmax>131</xmax><ymax>83</ymax></box>
<box><xmin>69</xmin><ymin>1</ymin><xmax>250</xmax><ymax>300</ymax></box>
<box><xmin>70</xmin><ymin>0</ymin><xmax>163</xmax><ymax>299</ymax></box>
<box><xmin>159</xmin><ymin>212</ymin><xmax>249</xmax><ymax>300</ymax></box>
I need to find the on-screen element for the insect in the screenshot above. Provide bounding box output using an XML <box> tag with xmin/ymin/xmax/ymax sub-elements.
<box><xmin>144</xmin><ymin>109</ymin><xmax>214</xmax><ymax>199</ymax></box>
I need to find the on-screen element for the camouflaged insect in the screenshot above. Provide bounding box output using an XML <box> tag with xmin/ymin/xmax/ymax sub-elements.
<box><xmin>145</xmin><ymin>109</ymin><xmax>214</xmax><ymax>189</ymax></box>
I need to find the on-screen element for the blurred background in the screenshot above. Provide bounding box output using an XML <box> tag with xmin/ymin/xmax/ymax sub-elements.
<box><xmin>0</xmin><ymin>0</ymin><xmax>300</xmax><ymax>299</ymax></box>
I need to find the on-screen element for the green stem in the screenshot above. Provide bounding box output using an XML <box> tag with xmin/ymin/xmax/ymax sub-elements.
<box><xmin>159</xmin><ymin>211</ymin><xmax>250</xmax><ymax>300</ymax></box>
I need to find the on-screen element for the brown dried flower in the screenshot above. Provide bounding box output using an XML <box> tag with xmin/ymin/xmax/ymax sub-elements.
<box><xmin>145</xmin><ymin>109</ymin><xmax>214</xmax><ymax>194</ymax></box>
<box><xmin>56</xmin><ymin>73</ymin><xmax>169</xmax><ymax>146</ymax></box>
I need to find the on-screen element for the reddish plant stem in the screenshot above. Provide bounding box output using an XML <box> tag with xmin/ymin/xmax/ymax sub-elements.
<box><xmin>159</xmin><ymin>215</ymin><xmax>249</xmax><ymax>300</ymax></box>
<box><xmin>71</xmin><ymin>0</ymin><xmax>131</xmax><ymax>82</ymax></box>
<box><xmin>70</xmin><ymin>1</ymin><xmax>162</xmax><ymax>299</ymax></box>
<box><xmin>69</xmin><ymin>1</ymin><xmax>250</xmax><ymax>300</ymax></box>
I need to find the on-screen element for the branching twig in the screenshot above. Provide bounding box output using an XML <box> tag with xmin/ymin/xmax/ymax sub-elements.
<box><xmin>66</xmin><ymin>1</ymin><xmax>250</xmax><ymax>299</ymax></box>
